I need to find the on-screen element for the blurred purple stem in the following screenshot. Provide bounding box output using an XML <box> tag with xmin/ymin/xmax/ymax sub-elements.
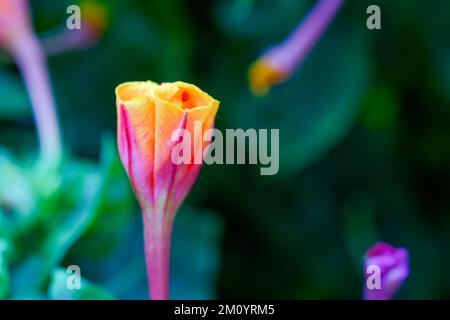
<box><xmin>10</xmin><ymin>33</ymin><xmax>62</xmax><ymax>163</ymax></box>
<box><xmin>267</xmin><ymin>0</ymin><xmax>345</xmax><ymax>73</ymax></box>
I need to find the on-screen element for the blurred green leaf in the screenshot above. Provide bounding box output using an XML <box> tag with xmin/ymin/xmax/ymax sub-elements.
<box><xmin>9</xmin><ymin>136</ymin><xmax>126</xmax><ymax>295</ymax></box>
<box><xmin>359</xmin><ymin>85</ymin><xmax>400</xmax><ymax>132</ymax></box>
<box><xmin>0</xmin><ymin>152</ymin><xmax>35</xmax><ymax>219</ymax></box>
<box><xmin>67</xmin><ymin>134</ymin><xmax>134</xmax><ymax>260</ymax></box>
<box><xmin>48</xmin><ymin>268</ymin><xmax>115</xmax><ymax>300</ymax></box>
<box><xmin>0</xmin><ymin>239</ymin><xmax>11</xmax><ymax>299</ymax></box>
<box><xmin>0</xmin><ymin>72</ymin><xmax>30</xmax><ymax>119</ymax></box>
<box><xmin>215</xmin><ymin>0</ymin><xmax>309</xmax><ymax>40</ymax></box>
<box><xmin>37</xmin><ymin>135</ymin><xmax>124</xmax><ymax>285</ymax></box>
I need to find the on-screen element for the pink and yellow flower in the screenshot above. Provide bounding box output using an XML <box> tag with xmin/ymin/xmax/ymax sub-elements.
<box><xmin>116</xmin><ymin>81</ymin><xmax>219</xmax><ymax>300</ymax></box>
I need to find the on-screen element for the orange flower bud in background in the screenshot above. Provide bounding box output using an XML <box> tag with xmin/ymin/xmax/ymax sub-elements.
<box><xmin>115</xmin><ymin>81</ymin><xmax>219</xmax><ymax>299</ymax></box>
<box><xmin>80</xmin><ymin>0</ymin><xmax>109</xmax><ymax>40</ymax></box>
<box><xmin>42</xmin><ymin>0</ymin><xmax>109</xmax><ymax>55</ymax></box>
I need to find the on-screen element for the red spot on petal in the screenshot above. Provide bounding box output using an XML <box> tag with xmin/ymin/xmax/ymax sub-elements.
<box><xmin>181</xmin><ymin>91</ymin><xmax>189</xmax><ymax>102</ymax></box>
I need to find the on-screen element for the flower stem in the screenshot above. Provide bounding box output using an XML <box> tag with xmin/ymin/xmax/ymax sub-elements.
<box><xmin>274</xmin><ymin>0</ymin><xmax>345</xmax><ymax>72</ymax></box>
<box><xmin>10</xmin><ymin>33</ymin><xmax>62</xmax><ymax>164</ymax></box>
<box><xmin>143</xmin><ymin>213</ymin><xmax>173</xmax><ymax>300</ymax></box>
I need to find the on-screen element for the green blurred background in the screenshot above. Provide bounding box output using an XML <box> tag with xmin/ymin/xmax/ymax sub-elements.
<box><xmin>1</xmin><ymin>0</ymin><xmax>450</xmax><ymax>299</ymax></box>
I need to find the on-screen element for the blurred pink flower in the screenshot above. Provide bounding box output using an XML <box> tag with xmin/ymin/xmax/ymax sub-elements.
<box><xmin>0</xmin><ymin>0</ymin><xmax>31</xmax><ymax>49</ymax></box>
<box><xmin>363</xmin><ymin>242</ymin><xmax>410</xmax><ymax>300</ymax></box>
<box><xmin>115</xmin><ymin>81</ymin><xmax>220</xmax><ymax>299</ymax></box>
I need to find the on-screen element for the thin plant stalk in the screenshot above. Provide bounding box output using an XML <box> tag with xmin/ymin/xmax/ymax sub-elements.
<box><xmin>10</xmin><ymin>33</ymin><xmax>62</xmax><ymax>164</ymax></box>
<box><xmin>143</xmin><ymin>212</ymin><xmax>174</xmax><ymax>300</ymax></box>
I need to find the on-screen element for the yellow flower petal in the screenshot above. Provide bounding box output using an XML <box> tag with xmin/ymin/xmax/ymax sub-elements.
<box><xmin>116</xmin><ymin>81</ymin><xmax>157</xmax><ymax>206</ymax></box>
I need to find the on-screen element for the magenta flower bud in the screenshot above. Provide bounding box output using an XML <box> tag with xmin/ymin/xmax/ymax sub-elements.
<box><xmin>363</xmin><ymin>242</ymin><xmax>410</xmax><ymax>300</ymax></box>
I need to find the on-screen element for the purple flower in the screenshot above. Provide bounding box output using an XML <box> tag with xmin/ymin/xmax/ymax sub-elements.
<box><xmin>363</xmin><ymin>242</ymin><xmax>410</xmax><ymax>300</ymax></box>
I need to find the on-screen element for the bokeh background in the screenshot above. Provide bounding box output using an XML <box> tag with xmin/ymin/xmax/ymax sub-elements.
<box><xmin>1</xmin><ymin>0</ymin><xmax>450</xmax><ymax>299</ymax></box>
